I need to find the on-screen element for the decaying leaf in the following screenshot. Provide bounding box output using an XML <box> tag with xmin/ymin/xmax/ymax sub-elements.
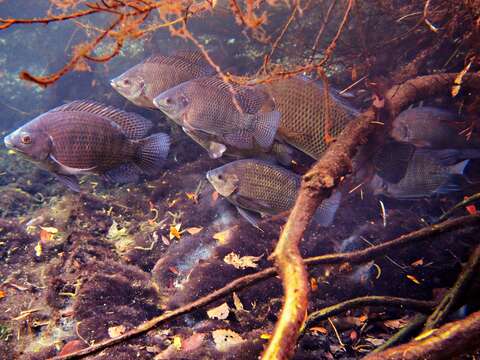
<box><xmin>207</xmin><ymin>302</ymin><xmax>230</xmax><ymax>320</ymax></box>
<box><xmin>108</xmin><ymin>324</ymin><xmax>126</xmax><ymax>338</ymax></box>
<box><xmin>185</xmin><ymin>227</ymin><xmax>203</xmax><ymax>235</ymax></box>
<box><xmin>451</xmin><ymin>60</ymin><xmax>472</xmax><ymax>97</ymax></box>
<box><xmin>260</xmin><ymin>333</ymin><xmax>271</xmax><ymax>339</ymax></box>
<box><xmin>0</xmin><ymin>290</ymin><xmax>6</xmax><ymax>299</ymax></box>
<box><xmin>107</xmin><ymin>220</ymin><xmax>128</xmax><ymax>240</ymax></box>
<box><xmin>213</xmin><ymin>226</ymin><xmax>237</xmax><ymax>245</ymax></box>
<box><xmin>384</xmin><ymin>317</ymin><xmax>409</xmax><ymax>329</ymax></box>
<box><xmin>34</xmin><ymin>241</ymin><xmax>42</xmax><ymax>257</ymax></box>
<box><xmin>232</xmin><ymin>292</ymin><xmax>244</xmax><ymax>311</ymax></box>
<box><xmin>406</xmin><ymin>274</ymin><xmax>421</xmax><ymax>284</ymax></box>
<box><xmin>365</xmin><ymin>337</ymin><xmax>386</xmax><ymax>346</ymax></box>
<box><xmin>172</xmin><ymin>336</ymin><xmax>182</xmax><ymax>350</ymax></box>
<box><xmin>223</xmin><ymin>252</ymin><xmax>263</xmax><ymax>269</ymax></box>
<box><xmin>411</xmin><ymin>259</ymin><xmax>424</xmax><ymax>267</ymax></box>
<box><xmin>170</xmin><ymin>223</ymin><xmax>182</xmax><ymax>240</ymax></box>
<box><xmin>310</xmin><ymin>326</ymin><xmax>328</xmax><ymax>335</ymax></box>
<box><xmin>212</xmin><ymin>329</ymin><xmax>244</xmax><ymax>352</ymax></box>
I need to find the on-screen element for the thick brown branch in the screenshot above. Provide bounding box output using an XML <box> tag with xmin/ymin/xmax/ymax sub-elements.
<box><xmin>306</xmin><ymin>296</ymin><xmax>436</xmax><ymax>327</ymax></box>
<box><xmin>364</xmin><ymin>310</ymin><xmax>480</xmax><ymax>360</ymax></box>
<box><xmin>49</xmin><ymin>214</ymin><xmax>480</xmax><ymax>359</ymax></box>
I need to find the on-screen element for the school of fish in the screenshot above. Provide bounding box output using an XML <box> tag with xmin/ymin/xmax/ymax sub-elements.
<box><xmin>4</xmin><ymin>51</ymin><xmax>479</xmax><ymax>227</ymax></box>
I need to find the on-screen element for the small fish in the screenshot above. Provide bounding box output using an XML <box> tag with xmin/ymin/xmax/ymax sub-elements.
<box><xmin>4</xmin><ymin>100</ymin><xmax>170</xmax><ymax>191</ymax></box>
<box><xmin>371</xmin><ymin>148</ymin><xmax>470</xmax><ymax>199</ymax></box>
<box><xmin>260</xmin><ymin>75</ymin><xmax>358</xmax><ymax>159</ymax></box>
<box><xmin>391</xmin><ymin>106</ymin><xmax>480</xmax><ymax>151</ymax></box>
<box><xmin>206</xmin><ymin>159</ymin><xmax>340</xmax><ymax>228</ymax></box>
<box><xmin>154</xmin><ymin>76</ymin><xmax>281</xmax><ymax>152</ymax></box>
<box><xmin>111</xmin><ymin>50</ymin><xmax>215</xmax><ymax>109</ymax></box>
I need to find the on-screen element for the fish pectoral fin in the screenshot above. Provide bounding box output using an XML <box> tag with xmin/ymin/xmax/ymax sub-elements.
<box><xmin>49</xmin><ymin>155</ymin><xmax>97</xmax><ymax>175</ymax></box>
<box><xmin>236</xmin><ymin>206</ymin><xmax>264</xmax><ymax>232</ymax></box>
<box><xmin>249</xmin><ymin>110</ymin><xmax>281</xmax><ymax>149</ymax></box>
<box><xmin>104</xmin><ymin>163</ymin><xmax>141</xmax><ymax>184</ymax></box>
<box><xmin>208</xmin><ymin>142</ymin><xmax>227</xmax><ymax>159</ymax></box>
<box><xmin>53</xmin><ymin>173</ymin><xmax>80</xmax><ymax>192</ymax></box>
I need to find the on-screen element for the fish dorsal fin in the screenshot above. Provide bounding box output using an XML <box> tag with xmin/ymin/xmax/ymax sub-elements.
<box><xmin>50</xmin><ymin>100</ymin><xmax>153</xmax><ymax>139</ymax></box>
<box><xmin>143</xmin><ymin>50</ymin><xmax>213</xmax><ymax>72</ymax></box>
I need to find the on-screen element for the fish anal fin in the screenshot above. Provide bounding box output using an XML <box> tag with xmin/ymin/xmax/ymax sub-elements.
<box><xmin>104</xmin><ymin>163</ymin><xmax>141</xmax><ymax>184</ymax></box>
<box><xmin>54</xmin><ymin>173</ymin><xmax>80</xmax><ymax>192</ymax></box>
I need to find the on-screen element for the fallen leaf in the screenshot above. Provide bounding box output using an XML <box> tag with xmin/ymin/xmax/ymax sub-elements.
<box><xmin>172</xmin><ymin>336</ymin><xmax>182</xmax><ymax>350</ymax></box>
<box><xmin>211</xmin><ymin>191</ymin><xmax>219</xmax><ymax>203</ymax></box>
<box><xmin>212</xmin><ymin>329</ymin><xmax>244</xmax><ymax>352</ymax></box>
<box><xmin>452</xmin><ymin>60</ymin><xmax>472</xmax><ymax>97</ymax></box>
<box><xmin>232</xmin><ymin>292</ymin><xmax>244</xmax><ymax>311</ymax></box>
<box><xmin>108</xmin><ymin>324</ymin><xmax>126</xmax><ymax>338</ymax></box>
<box><xmin>357</xmin><ymin>314</ymin><xmax>368</xmax><ymax>323</ymax></box>
<box><xmin>185</xmin><ymin>192</ymin><xmax>198</xmax><ymax>203</ymax></box>
<box><xmin>58</xmin><ymin>340</ymin><xmax>86</xmax><ymax>356</ymax></box>
<box><xmin>406</xmin><ymin>274</ymin><xmax>421</xmax><ymax>285</ymax></box>
<box><xmin>34</xmin><ymin>242</ymin><xmax>42</xmax><ymax>257</ymax></box>
<box><xmin>185</xmin><ymin>227</ymin><xmax>203</xmax><ymax>235</ymax></box>
<box><xmin>0</xmin><ymin>290</ymin><xmax>6</xmax><ymax>299</ymax></box>
<box><xmin>107</xmin><ymin>220</ymin><xmax>128</xmax><ymax>240</ymax></box>
<box><xmin>213</xmin><ymin>227</ymin><xmax>236</xmax><ymax>245</ymax></box>
<box><xmin>310</xmin><ymin>277</ymin><xmax>318</xmax><ymax>291</ymax></box>
<box><xmin>169</xmin><ymin>223</ymin><xmax>182</xmax><ymax>240</ymax></box>
<box><xmin>350</xmin><ymin>330</ymin><xmax>358</xmax><ymax>341</ymax></box>
<box><xmin>411</xmin><ymin>259</ymin><xmax>424</xmax><ymax>267</ymax></box>
<box><xmin>384</xmin><ymin>317</ymin><xmax>409</xmax><ymax>329</ymax></box>
<box><xmin>223</xmin><ymin>252</ymin><xmax>263</xmax><ymax>269</ymax></box>
<box><xmin>310</xmin><ymin>326</ymin><xmax>328</xmax><ymax>335</ymax></box>
<box><xmin>39</xmin><ymin>226</ymin><xmax>58</xmax><ymax>234</ymax></box>
<box><xmin>207</xmin><ymin>302</ymin><xmax>230</xmax><ymax>320</ymax></box>
<box><xmin>260</xmin><ymin>333</ymin><xmax>271</xmax><ymax>339</ymax></box>
<box><xmin>365</xmin><ymin>337</ymin><xmax>385</xmax><ymax>346</ymax></box>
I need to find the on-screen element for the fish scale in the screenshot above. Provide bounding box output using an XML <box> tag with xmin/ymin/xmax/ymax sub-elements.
<box><xmin>262</xmin><ymin>76</ymin><xmax>356</xmax><ymax>159</ymax></box>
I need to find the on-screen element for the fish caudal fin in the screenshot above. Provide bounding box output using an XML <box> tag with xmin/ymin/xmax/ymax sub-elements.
<box><xmin>136</xmin><ymin>133</ymin><xmax>170</xmax><ymax>175</ymax></box>
<box><xmin>314</xmin><ymin>190</ymin><xmax>342</xmax><ymax>226</ymax></box>
<box><xmin>449</xmin><ymin>159</ymin><xmax>470</xmax><ymax>175</ymax></box>
<box><xmin>251</xmin><ymin>110</ymin><xmax>281</xmax><ymax>149</ymax></box>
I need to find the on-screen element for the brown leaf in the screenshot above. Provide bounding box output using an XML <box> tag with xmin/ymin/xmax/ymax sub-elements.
<box><xmin>207</xmin><ymin>302</ymin><xmax>230</xmax><ymax>320</ymax></box>
<box><xmin>108</xmin><ymin>324</ymin><xmax>126</xmax><ymax>338</ymax></box>
<box><xmin>223</xmin><ymin>252</ymin><xmax>263</xmax><ymax>269</ymax></box>
<box><xmin>212</xmin><ymin>329</ymin><xmax>244</xmax><ymax>352</ymax></box>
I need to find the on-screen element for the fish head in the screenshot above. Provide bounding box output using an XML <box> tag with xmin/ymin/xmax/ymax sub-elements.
<box><xmin>4</xmin><ymin>126</ymin><xmax>52</xmax><ymax>162</ymax></box>
<box><xmin>153</xmin><ymin>84</ymin><xmax>190</xmax><ymax>124</ymax></box>
<box><xmin>391</xmin><ymin>117</ymin><xmax>412</xmax><ymax>143</ymax></box>
<box><xmin>110</xmin><ymin>67</ymin><xmax>147</xmax><ymax>105</ymax></box>
<box><xmin>206</xmin><ymin>166</ymin><xmax>239</xmax><ymax>197</ymax></box>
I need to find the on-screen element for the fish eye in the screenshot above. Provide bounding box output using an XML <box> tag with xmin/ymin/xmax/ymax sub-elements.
<box><xmin>165</xmin><ymin>97</ymin><xmax>172</xmax><ymax>105</ymax></box>
<box><xmin>21</xmin><ymin>134</ymin><xmax>32</xmax><ymax>145</ymax></box>
<box><xmin>123</xmin><ymin>79</ymin><xmax>131</xmax><ymax>86</ymax></box>
<box><xmin>217</xmin><ymin>174</ymin><xmax>223</xmax><ymax>180</ymax></box>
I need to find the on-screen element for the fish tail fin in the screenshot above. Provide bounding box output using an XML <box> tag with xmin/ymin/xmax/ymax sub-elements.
<box><xmin>449</xmin><ymin>159</ymin><xmax>470</xmax><ymax>175</ymax></box>
<box><xmin>252</xmin><ymin>110</ymin><xmax>281</xmax><ymax>149</ymax></box>
<box><xmin>136</xmin><ymin>133</ymin><xmax>170</xmax><ymax>175</ymax></box>
<box><xmin>314</xmin><ymin>190</ymin><xmax>342</xmax><ymax>226</ymax></box>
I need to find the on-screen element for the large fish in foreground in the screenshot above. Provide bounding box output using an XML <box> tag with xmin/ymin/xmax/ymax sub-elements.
<box><xmin>371</xmin><ymin>147</ymin><xmax>470</xmax><ymax>199</ymax></box>
<box><xmin>111</xmin><ymin>50</ymin><xmax>216</xmax><ymax>109</ymax></box>
<box><xmin>4</xmin><ymin>100</ymin><xmax>170</xmax><ymax>192</ymax></box>
<box><xmin>206</xmin><ymin>159</ymin><xmax>341</xmax><ymax>228</ymax></box>
<box><xmin>260</xmin><ymin>76</ymin><xmax>358</xmax><ymax>160</ymax></box>
<box><xmin>154</xmin><ymin>76</ymin><xmax>281</xmax><ymax>155</ymax></box>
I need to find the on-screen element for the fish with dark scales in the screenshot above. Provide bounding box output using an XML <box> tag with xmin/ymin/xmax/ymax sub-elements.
<box><xmin>111</xmin><ymin>50</ymin><xmax>216</xmax><ymax>109</ymax></box>
<box><xmin>371</xmin><ymin>147</ymin><xmax>471</xmax><ymax>199</ymax></box>
<box><xmin>260</xmin><ymin>75</ymin><xmax>358</xmax><ymax>160</ymax></box>
<box><xmin>206</xmin><ymin>159</ymin><xmax>341</xmax><ymax>228</ymax></box>
<box><xmin>391</xmin><ymin>106</ymin><xmax>480</xmax><ymax>163</ymax></box>
<box><xmin>154</xmin><ymin>76</ymin><xmax>281</xmax><ymax>158</ymax></box>
<box><xmin>4</xmin><ymin>100</ymin><xmax>170</xmax><ymax>192</ymax></box>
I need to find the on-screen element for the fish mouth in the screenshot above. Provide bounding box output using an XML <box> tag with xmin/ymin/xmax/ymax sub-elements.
<box><xmin>4</xmin><ymin>136</ymin><xmax>13</xmax><ymax>149</ymax></box>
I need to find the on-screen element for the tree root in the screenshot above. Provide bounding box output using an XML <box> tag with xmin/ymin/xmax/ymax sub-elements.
<box><xmin>306</xmin><ymin>296</ymin><xmax>436</xmax><ymax>327</ymax></box>
<box><xmin>262</xmin><ymin>72</ymin><xmax>480</xmax><ymax>360</ymax></box>
<box><xmin>49</xmin><ymin>214</ymin><xmax>480</xmax><ymax>360</ymax></box>
<box><xmin>364</xmin><ymin>310</ymin><xmax>480</xmax><ymax>360</ymax></box>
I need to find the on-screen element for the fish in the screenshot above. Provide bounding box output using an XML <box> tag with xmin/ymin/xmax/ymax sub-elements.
<box><xmin>260</xmin><ymin>75</ymin><xmax>358</xmax><ymax>160</ymax></box>
<box><xmin>391</xmin><ymin>106</ymin><xmax>480</xmax><ymax>151</ymax></box>
<box><xmin>110</xmin><ymin>50</ymin><xmax>215</xmax><ymax>109</ymax></box>
<box><xmin>3</xmin><ymin>100</ymin><xmax>170</xmax><ymax>192</ymax></box>
<box><xmin>371</xmin><ymin>148</ymin><xmax>471</xmax><ymax>199</ymax></box>
<box><xmin>206</xmin><ymin>159</ymin><xmax>341</xmax><ymax>228</ymax></box>
<box><xmin>154</xmin><ymin>76</ymin><xmax>281</xmax><ymax>153</ymax></box>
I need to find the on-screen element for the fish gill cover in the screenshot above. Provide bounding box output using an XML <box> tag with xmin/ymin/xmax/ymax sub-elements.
<box><xmin>0</xmin><ymin>1</ymin><xmax>480</xmax><ymax>359</ymax></box>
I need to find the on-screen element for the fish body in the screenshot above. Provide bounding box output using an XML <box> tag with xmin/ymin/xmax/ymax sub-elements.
<box><xmin>111</xmin><ymin>51</ymin><xmax>215</xmax><ymax>109</ymax></box>
<box><xmin>391</xmin><ymin>106</ymin><xmax>480</xmax><ymax>149</ymax></box>
<box><xmin>154</xmin><ymin>76</ymin><xmax>281</xmax><ymax>151</ymax></box>
<box><xmin>206</xmin><ymin>159</ymin><xmax>340</xmax><ymax>227</ymax></box>
<box><xmin>260</xmin><ymin>76</ymin><xmax>357</xmax><ymax>159</ymax></box>
<box><xmin>4</xmin><ymin>100</ymin><xmax>170</xmax><ymax>191</ymax></box>
<box><xmin>372</xmin><ymin>148</ymin><xmax>470</xmax><ymax>199</ymax></box>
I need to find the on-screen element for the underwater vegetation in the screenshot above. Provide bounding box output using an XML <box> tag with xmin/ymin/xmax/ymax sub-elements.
<box><xmin>0</xmin><ymin>1</ymin><xmax>480</xmax><ymax>359</ymax></box>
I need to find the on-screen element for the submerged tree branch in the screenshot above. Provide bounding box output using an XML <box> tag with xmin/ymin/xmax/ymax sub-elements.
<box><xmin>364</xmin><ymin>310</ymin><xmax>480</xmax><ymax>360</ymax></box>
<box><xmin>49</xmin><ymin>214</ymin><xmax>480</xmax><ymax>359</ymax></box>
<box><xmin>306</xmin><ymin>296</ymin><xmax>436</xmax><ymax>327</ymax></box>
<box><xmin>261</xmin><ymin>71</ymin><xmax>480</xmax><ymax>360</ymax></box>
